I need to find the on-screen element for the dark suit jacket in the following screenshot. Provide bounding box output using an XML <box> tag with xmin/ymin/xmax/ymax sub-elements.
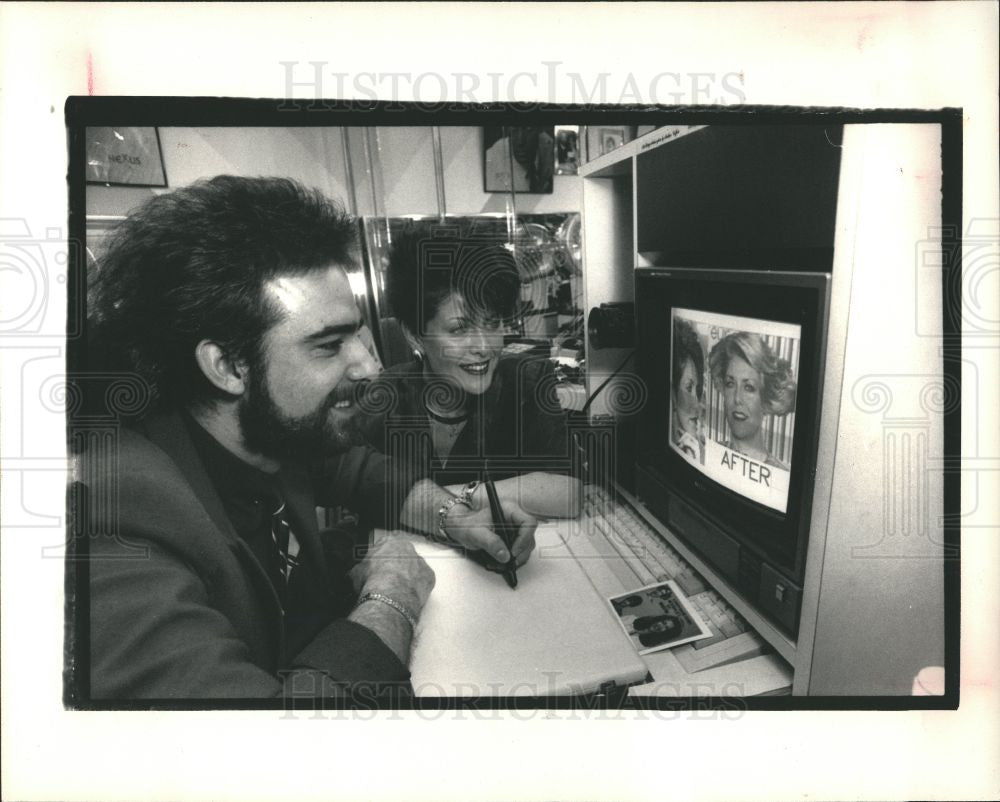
<box><xmin>77</xmin><ymin>411</ymin><xmax>411</xmax><ymax>701</ymax></box>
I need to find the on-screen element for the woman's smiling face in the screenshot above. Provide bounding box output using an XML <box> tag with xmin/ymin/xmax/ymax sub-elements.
<box><xmin>416</xmin><ymin>292</ymin><xmax>504</xmax><ymax>397</ymax></box>
<box><xmin>722</xmin><ymin>355</ymin><xmax>764</xmax><ymax>442</ymax></box>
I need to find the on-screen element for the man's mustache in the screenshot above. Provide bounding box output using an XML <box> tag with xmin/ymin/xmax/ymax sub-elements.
<box><xmin>325</xmin><ymin>380</ymin><xmax>367</xmax><ymax>408</ymax></box>
<box><xmin>324</xmin><ymin>379</ymin><xmax>379</xmax><ymax>408</ymax></box>
<box><xmin>337</xmin><ymin>377</ymin><xmax>402</xmax><ymax>416</ymax></box>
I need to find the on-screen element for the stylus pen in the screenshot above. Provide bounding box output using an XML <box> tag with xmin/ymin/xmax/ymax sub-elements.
<box><xmin>484</xmin><ymin>478</ymin><xmax>518</xmax><ymax>590</ymax></box>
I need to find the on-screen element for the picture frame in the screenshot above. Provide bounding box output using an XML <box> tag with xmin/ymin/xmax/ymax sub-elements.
<box><xmin>586</xmin><ymin>125</ymin><xmax>627</xmax><ymax>160</ymax></box>
<box><xmin>85</xmin><ymin>126</ymin><xmax>167</xmax><ymax>187</ymax></box>
<box><xmin>483</xmin><ymin>126</ymin><xmax>555</xmax><ymax>193</ymax></box>
<box><xmin>554</xmin><ymin>125</ymin><xmax>580</xmax><ymax>175</ymax></box>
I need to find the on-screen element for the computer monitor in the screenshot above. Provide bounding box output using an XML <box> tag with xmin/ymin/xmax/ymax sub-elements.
<box><xmin>633</xmin><ymin>268</ymin><xmax>830</xmax><ymax>635</ymax></box>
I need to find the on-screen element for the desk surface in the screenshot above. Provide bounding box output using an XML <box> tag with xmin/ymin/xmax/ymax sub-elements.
<box><xmin>405</xmin><ymin>523</ymin><xmax>648</xmax><ymax>697</ymax></box>
<box><xmin>399</xmin><ymin>518</ymin><xmax>792</xmax><ymax>698</ymax></box>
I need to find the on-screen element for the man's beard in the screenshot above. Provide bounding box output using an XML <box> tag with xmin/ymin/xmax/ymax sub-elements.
<box><xmin>238</xmin><ymin>366</ymin><xmax>364</xmax><ymax>463</ymax></box>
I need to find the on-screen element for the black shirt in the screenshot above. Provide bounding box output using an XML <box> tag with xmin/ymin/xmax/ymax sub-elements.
<box><xmin>182</xmin><ymin>413</ymin><xmax>289</xmax><ymax>596</ymax></box>
<box><xmin>362</xmin><ymin>353</ymin><xmax>574</xmax><ymax>487</ymax></box>
<box><xmin>182</xmin><ymin>413</ymin><xmax>364</xmax><ymax>657</ymax></box>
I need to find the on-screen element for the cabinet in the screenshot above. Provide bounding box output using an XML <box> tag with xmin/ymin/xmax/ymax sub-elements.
<box><xmin>579</xmin><ymin>123</ymin><xmax>948</xmax><ymax>695</ymax></box>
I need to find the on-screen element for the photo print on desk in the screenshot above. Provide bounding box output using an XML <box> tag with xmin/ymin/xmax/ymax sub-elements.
<box><xmin>609</xmin><ymin>580</ymin><xmax>712</xmax><ymax>655</ymax></box>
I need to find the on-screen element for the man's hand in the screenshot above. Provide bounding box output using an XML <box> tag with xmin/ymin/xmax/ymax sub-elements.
<box><xmin>350</xmin><ymin>533</ymin><xmax>436</xmax><ymax>617</ymax></box>
<box><xmin>444</xmin><ymin>499</ymin><xmax>538</xmax><ymax>568</ymax></box>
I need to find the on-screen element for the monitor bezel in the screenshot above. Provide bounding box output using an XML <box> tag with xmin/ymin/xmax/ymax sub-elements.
<box><xmin>633</xmin><ymin>267</ymin><xmax>831</xmax><ymax>581</ymax></box>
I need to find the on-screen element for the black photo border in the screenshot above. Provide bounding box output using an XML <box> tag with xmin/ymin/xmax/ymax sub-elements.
<box><xmin>64</xmin><ymin>98</ymin><xmax>962</xmax><ymax>714</ymax></box>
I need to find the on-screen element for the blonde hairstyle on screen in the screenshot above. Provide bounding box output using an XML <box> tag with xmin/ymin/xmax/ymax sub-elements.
<box><xmin>708</xmin><ymin>331</ymin><xmax>797</xmax><ymax>416</ymax></box>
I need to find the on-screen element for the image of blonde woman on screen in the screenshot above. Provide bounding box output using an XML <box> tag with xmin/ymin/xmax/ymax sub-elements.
<box><xmin>670</xmin><ymin>317</ymin><xmax>707</xmax><ymax>464</ymax></box>
<box><xmin>708</xmin><ymin>332</ymin><xmax>797</xmax><ymax>470</ymax></box>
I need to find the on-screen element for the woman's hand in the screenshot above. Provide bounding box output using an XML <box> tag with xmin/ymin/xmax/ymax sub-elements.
<box><xmin>450</xmin><ymin>473</ymin><xmax>582</xmax><ymax>520</ymax></box>
<box><xmin>443</xmin><ymin>497</ymin><xmax>538</xmax><ymax>568</ymax></box>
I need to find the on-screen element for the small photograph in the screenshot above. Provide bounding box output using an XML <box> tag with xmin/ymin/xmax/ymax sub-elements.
<box><xmin>554</xmin><ymin>125</ymin><xmax>579</xmax><ymax>175</ymax></box>
<box><xmin>598</xmin><ymin>126</ymin><xmax>625</xmax><ymax>156</ymax></box>
<box><xmin>609</xmin><ymin>580</ymin><xmax>712</xmax><ymax>655</ymax></box>
<box><xmin>585</xmin><ymin>125</ymin><xmax>627</xmax><ymax>160</ymax></box>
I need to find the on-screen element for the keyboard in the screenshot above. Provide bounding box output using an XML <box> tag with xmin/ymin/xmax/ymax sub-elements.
<box><xmin>579</xmin><ymin>486</ymin><xmax>772</xmax><ymax>676</ymax></box>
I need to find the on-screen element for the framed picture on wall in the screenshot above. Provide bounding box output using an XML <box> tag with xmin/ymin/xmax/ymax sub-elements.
<box><xmin>554</xmin><ymin>125</ymin><xmax>580</xmax><ymax>175</ymax></box>
<box><xmin>588</xmin><ymin>125</ymin><xmax>627</xmax><ymax>159</ymax></box>
<box><xmin>85</xmin><ymin>126</ymin><xmax>167</xmax><ymax>187</ymax></box>
<box><xmin>483</xmin><ymin>126</ymin><xmax>555</xmax><ymax>193</ymax></box>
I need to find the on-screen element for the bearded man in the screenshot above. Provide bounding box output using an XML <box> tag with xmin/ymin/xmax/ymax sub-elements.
<box><xmin>78</xmin><ymin>176</ymin><xmax>536</xmax><ymax>701</ymax></box>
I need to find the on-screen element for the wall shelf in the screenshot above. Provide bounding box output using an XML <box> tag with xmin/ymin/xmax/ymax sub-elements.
<box><xmin>579</xmin><ymin>125</ymin><xmax>707</xmax><ymax>178</ymax></box>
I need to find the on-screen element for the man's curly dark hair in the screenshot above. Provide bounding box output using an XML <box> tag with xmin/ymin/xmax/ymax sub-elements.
<box><xmin>88</xmin><ymin>175</ymin><xmax>358</xmax><ymax>413</ymax></box>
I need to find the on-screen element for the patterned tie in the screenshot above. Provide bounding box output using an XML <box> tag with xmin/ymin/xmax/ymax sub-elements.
<box><xmin>270</xmin><ymin>500</ymin><xmax>301</xmax><ymax>583</ymax></box>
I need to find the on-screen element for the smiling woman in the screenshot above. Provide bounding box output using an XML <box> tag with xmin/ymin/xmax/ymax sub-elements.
<box><xmin>708</xmin><ymin>331</ymin><xmax>797</xmax><ymax>470</ymax></box>
<box><xmin>361</xmin><ymin>223</ymin><xmax>582</xmax><ymax>522</ymax></box>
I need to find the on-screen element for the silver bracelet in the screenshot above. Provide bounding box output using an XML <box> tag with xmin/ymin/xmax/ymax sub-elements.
<box><xmin>437</xmin><ymin>494</ymin><xmax>471</xmax><ymax>541</ymax></box>
<box><xmin>356</xmin><ymin>591</ymin><xmax>418</xmax><ymax>632</ymax></box>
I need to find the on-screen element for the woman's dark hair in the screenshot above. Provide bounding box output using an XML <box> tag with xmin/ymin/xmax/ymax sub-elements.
<box><xmin>671</xmin><ymin>317</ymin><xmax>705</xmax><ymax>399</ymax></box>
<box><xmin>708</xmin><ymin>331</ymin><xmax>797</xmax><ymax>415</ymax></box>
<box><xmin>634</xmin><ymin>614</ymin><xmax>683</xmax><ymax>648</ymax></box>
<box><xmin>384</xmin><ymin>222</ymin><xmax>521</xmax><ymax>337</ymax></box>
<box><xmin>88</xmin><ymin>175</ymin><xmax>357</xmax><ymax>413</ymax></box>
<box><xmin>615</xmin><ymin>594</ymin><xmax>644</xmax><ymax>610</ymax></box>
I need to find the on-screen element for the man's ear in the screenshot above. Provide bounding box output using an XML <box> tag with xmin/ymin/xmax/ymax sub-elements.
<box><xmin>194</xmin><ymin>340</ymin><xmax>248</xmax><ymax>396</ymax></box>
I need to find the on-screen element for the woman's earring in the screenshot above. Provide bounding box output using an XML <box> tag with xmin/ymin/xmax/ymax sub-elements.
<box><xmin>413</xmin><ymin>348</ymin><xmax>424</xmax><ymax>362</ymax></box>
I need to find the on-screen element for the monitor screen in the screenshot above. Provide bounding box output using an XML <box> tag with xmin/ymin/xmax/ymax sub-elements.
<box><xmin>634</xmin><ymin>268</ymin><xmax>829</xmax><ymax>582</ymax></box>
<box><xmin>669</xmin><ymin>308</ymin><xmax>801</xmax><ymax>514</ymax></box>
